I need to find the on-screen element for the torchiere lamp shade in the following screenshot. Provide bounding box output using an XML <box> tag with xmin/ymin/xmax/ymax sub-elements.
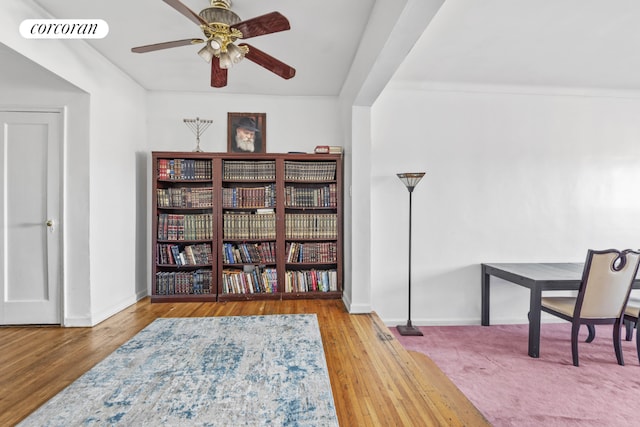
<box><xmin>397</xmin><ymin>172</ymin><xmax>425</xmax><ymax>192</ymax></box>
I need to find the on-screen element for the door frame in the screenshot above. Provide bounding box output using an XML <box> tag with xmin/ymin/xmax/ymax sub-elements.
<box><xmin>0</xmin><ymin>105</ymin><xmax>65</xmax><ymax>325</ymax></box>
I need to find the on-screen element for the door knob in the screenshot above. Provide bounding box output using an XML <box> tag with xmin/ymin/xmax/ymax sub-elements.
<box><xmin>46</xmin><ymin>219</ymin><xmax>55</xmax><ymax>232</ymax></box>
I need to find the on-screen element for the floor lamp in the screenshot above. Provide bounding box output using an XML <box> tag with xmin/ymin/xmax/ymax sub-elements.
<box><xmin>396</xmin><ymin>172</ymin><xmax>425</xmax><ymax>336</ymax></box>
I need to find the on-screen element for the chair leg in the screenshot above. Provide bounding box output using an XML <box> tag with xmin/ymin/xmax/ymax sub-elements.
<box><xmin>613</xmin><ymin>320</ymin><xmax>625</xmax><ymax>366</ymax></box>
<box><xmin>635</xmin><ymin>322</ymin><xmax>640</xmax><ymax>364</ymax></box>
<box><xmin>571</xmin><ymin>322</ymin><xmax>580</xmax><ymax>367</ymax></box>
<box><xmin>586</xmin><ymin>324</ymin><xmax>596</xmax><ymax>343</ymax></box>
<box><xmin>625</xmin><ymin>319</ymin><xmax>634</xmax><ymax>341</ymax></box>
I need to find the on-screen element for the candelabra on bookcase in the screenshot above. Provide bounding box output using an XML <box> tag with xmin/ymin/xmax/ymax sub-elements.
<box><xmin>396</xmin><ymin>172</ymin><xmax>426</xmax><ymax>336</ymax></box>
<box><xmin>183</xmin><ymin>117</ymin><xmax>213</xmax><ymax>152</ymax></box>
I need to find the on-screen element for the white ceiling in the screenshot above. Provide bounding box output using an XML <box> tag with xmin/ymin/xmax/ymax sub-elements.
<box><xmin>395</xmin><ymin>0</ymin><xmax>640</xmax><ymax>93</ymax></box>
<box><xmin>30</xmin><ymin>0</ymin><xmax>377</xmax><ymax>96</ymax></box>
<box><xmin>17</xmin><ymin>0</ymin><xmax>640</xmax><ymax>96</ymax></box>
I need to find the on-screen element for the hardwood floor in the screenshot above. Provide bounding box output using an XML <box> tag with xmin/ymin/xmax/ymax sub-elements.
<box><xmin>0</xmin><ymin>298</ymin><xmax>489</xmax><ymax>426</ymax></box>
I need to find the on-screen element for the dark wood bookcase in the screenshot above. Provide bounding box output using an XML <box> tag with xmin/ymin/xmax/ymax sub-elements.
<box><xmin>152</xmin><ymin>151</ymin><xmax>343</xmax><ymax>302</ymax></box>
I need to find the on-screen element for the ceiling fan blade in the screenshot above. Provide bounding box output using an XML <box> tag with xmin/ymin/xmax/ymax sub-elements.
<box><xmin>163</xmin><ymin>0</ymin><xmax>209</xmax><ymax>27</ymax></box>
<box><xmin>239</xmin><ymin>43</ymin><xmax>296</xmax><ymax>80</ymax></box>
<box><xmin>233</xmin><ymin>12</ymin><xmax>290</xmax><ymax>39</ymax></box>
<box><xmin>131</xmin><ymin>38</ymin><xmax>204</xmax><ymax>53</ymax></box>
<box><xmin>211</xmin><ymin>56</ymin><xmax>228</xmax><ymax>88</ymax></box>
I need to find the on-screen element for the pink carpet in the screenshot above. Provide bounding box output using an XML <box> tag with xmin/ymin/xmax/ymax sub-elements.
<box><xmin>392</xmin><ymin>323</ymin><xmax>640</xmax><ymax>426</ymax></box>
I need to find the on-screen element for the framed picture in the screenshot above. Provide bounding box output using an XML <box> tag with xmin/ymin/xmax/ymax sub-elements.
<box><xmin>227</xmin><ymin>112</ymin><xmax>266</xmax><ymax>153</ymax></box>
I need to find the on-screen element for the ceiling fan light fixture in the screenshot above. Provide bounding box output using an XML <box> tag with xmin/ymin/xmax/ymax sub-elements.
<box><xmin>197</xmin><ymin>41</ymin><xmax>216</xmax><ymax>62</ymax></box>
<box><xmin>219</xmin><ymin>51</ymin><xmax>233</xmax><ymax>69</ymax></box>
<box><xmin>226</xmin><ymin>43</ymin><xmax>246</xmax><ymax>64</ymax></box>
<box><xmin>209</xmin><ymin>36</ymin><xmax>223</xmax><ymax>51</ymax></box>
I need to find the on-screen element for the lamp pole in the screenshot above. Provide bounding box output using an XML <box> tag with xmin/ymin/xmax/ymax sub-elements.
<box><xmin>396</xmin><ymin>172</ymin><xmax>425</xmax><ymax>336</ymax></box>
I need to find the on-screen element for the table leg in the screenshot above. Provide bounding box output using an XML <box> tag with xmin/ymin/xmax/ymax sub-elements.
<box><xmin>528</xmin><ymin>286</ymin><xmax>541</xmax><ymax>358</ymax></box>
<box><xmin>481</xmin><ymin>265</ymin><xmax>490</xmax><ymax>326</ymax></box>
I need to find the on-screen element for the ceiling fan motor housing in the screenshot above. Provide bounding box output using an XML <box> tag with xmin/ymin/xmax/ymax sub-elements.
<box><xmin>200</xmin><ymin>0</ymin><xmax>241</xmax><ymax>26</ymax></box>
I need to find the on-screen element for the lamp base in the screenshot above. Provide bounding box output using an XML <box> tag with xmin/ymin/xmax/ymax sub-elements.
<box><xmin>396</xmin><ymin>322</ymin><xmax>423</xmax><ymax>336</ymax></box>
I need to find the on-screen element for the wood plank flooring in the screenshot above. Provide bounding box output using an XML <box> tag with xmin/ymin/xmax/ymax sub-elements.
<box><xmin>0</xmin><ymin>298</ymin><xmax>489</xmax><ymax>426</ymax></box>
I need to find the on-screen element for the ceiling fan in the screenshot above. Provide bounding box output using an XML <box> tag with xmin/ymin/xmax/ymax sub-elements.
<box><xmin>131</xmin><ymin>0</ymin><xmax>296</xmax><ymax>88</ymax></box>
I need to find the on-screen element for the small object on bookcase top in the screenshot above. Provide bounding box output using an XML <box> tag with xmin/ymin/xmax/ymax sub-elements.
<box><xmin>314</xmin><ymin>145</ymin><xmax>343</xmax><ymax>154</ymax></box>
<box><xmin>183</xmin><ymin>117</ymin><xmax>213</xmax><ymax>153</ymax></box>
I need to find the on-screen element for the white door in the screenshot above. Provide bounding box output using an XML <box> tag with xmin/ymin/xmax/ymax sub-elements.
<box><xmin>0</xmin><ymin>111</ymin><xmax>62</xmax><ymax>324</ymax></box>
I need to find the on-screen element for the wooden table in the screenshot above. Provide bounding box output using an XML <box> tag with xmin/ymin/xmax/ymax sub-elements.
<box><xmin>481</xmin><ymin>262</ymin><xmax>640</xmax><ymax>358</ymax></box>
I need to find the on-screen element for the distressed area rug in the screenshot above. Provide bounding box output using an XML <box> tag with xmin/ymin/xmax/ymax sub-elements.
<box><xmin>20</xmin><ymin>315</ymin><xmax>338</xmax><ymax>427</ymax></box>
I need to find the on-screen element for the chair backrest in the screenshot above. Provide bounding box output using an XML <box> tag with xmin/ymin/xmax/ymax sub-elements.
<box><xmin>577</xmin><ymin>249</ymin><xmax>640</xmax><ymax>319</ymax></box>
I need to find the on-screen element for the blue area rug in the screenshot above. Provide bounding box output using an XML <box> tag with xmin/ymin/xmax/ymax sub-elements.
<box><xmin>20</xmin><ymin>315</ymin><xmax>338</xmax><ymax>426</ymax></box>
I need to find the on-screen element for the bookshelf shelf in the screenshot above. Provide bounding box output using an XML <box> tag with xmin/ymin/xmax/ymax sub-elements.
<box><xmin>222</xmin><ymin>264</ymin><xmax>277</xmax><ymax>271</ymax></box>
<box><xmin>157</xmin><ymin>264</ymin><xmax>212</xmax><ymax>269</ymax></box>
<box><xmin>152</xmin><ymin>152</ymin><xmax>343</xmax><ymax>302</ymax></box>
<box><xmin>286</xmin><ymin>263</ymin><xmax>337</xmax><ymax>268</ymax></box>
<box><xmin>158</xmin><ymin>179</ymin><xmax>212</xmax><ymax>183</ymax></box>
<box><xmin>222</xmin><ymin>238</ymin><xmax>277</xmax><ymax>242</ymax></box>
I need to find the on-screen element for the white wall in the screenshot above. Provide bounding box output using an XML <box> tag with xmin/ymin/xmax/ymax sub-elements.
<box><xmin>87</xmin><ymin>74</ymin><xmax>147</xmax><ymax>324</ymax></box>
<box><xmin>371</xmin><ymin>85</ymin><xmax>640</xmax><ymax>325</ymax></box>
<box><xmin>146</xmin><ymin>93</ymin><xmax>340</xmax><ymax>154</ymax></box>
<box><xmin>1</xmin><ymin>0</ymin><xmax>147</xmax><ymax>325</ymax></box>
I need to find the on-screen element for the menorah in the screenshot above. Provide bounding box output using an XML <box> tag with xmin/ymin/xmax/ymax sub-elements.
<box><xmin>183</xmin><ymin>117</ymin><xmax>213</xmax><ymax>152</ymax></box>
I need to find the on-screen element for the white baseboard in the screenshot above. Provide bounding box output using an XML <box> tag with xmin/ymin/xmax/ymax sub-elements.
<box><xmin>63</xmin><ymin>292</ymin><xmax>145</xmax><ymax>327</ymax></box>
<box><xmin>342</xmin><ymin>294</ymin><xmax>372</xmax><ymax>314</ymax></box>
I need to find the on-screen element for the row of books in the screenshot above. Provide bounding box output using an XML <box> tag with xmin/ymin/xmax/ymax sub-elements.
<box><xmin>157</xmin><ymin>158</ymin><xmax>337</xmax><ymax>181</ymax></box>
<box><xmin>222</xmin><ymin>184</ymin><xmax>276</xmax><ymax>208</ymax></box>
<box><xmin>284</xmin><ymin>161</ymin><xmax>336</xmax><ymax>181</ymax></box>
<box><xmin>286</xmin><ymin>242</ymin><xmax>337</xmax><ymax>263</ymax></box>
<box><xmin>156</xmin><ymin>243</ymin><xmax>213</xmax><ymax>266</ymax></box>
<box><xmin>155</xmin><ymin>270</ymin><xmax>212</xmax><ymax>295</ymax></box>
<box><xmin>157</xmin><ymin>187</ymin><xmax>213</xmax><ymax>208</ymax></box>
<box><xmin>157</xmin><ymin>213</ymin><xmax>213</xmax><ymax>241</ymax></box>
<box><xmin>223</xmin><ymin>160</ymin><xmax>276</xmax><ymax>181</ymax></box>
<box><xmin>223</xmin><ymin>212</ymin><xmax>276</xmax><ymax>240</ymax></box>
<box><xmin>284</xmin><ymin>184</ymin><xmax>337</xmax><ymax>208</ymax></box>
<box><xmin>222</xmin><ymin>267</ymin><xmax>278</xmax><ymax>294</ymax></box>
<box><xmin>223</xmin><ymin>242</ymin><xmax>276</xmax><ymax>264</ymax></box>
<box><xmin>157</xmin><ymin>159</ymin><xmax>212</xmax><ymax>180</ymax></box>
<box><xmin>285</xmin><ymin>214</ymin><xmax>338</xmax><ymax>239</ymax></box>
<box><xmin>284</xmin><ymin>269</ymin><xmax>338</xmax><ymax>293</ymax></box>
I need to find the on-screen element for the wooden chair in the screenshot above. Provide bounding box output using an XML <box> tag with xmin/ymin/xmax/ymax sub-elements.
<box><xmin>541</xmin><ymin>249</ymin><xmax>640</xmax><ymax>367</ymax></box>
<box><xmin>623</xmin><ymin>297</ymin><xmax>640</xmax><ymax>363</ymax></box>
